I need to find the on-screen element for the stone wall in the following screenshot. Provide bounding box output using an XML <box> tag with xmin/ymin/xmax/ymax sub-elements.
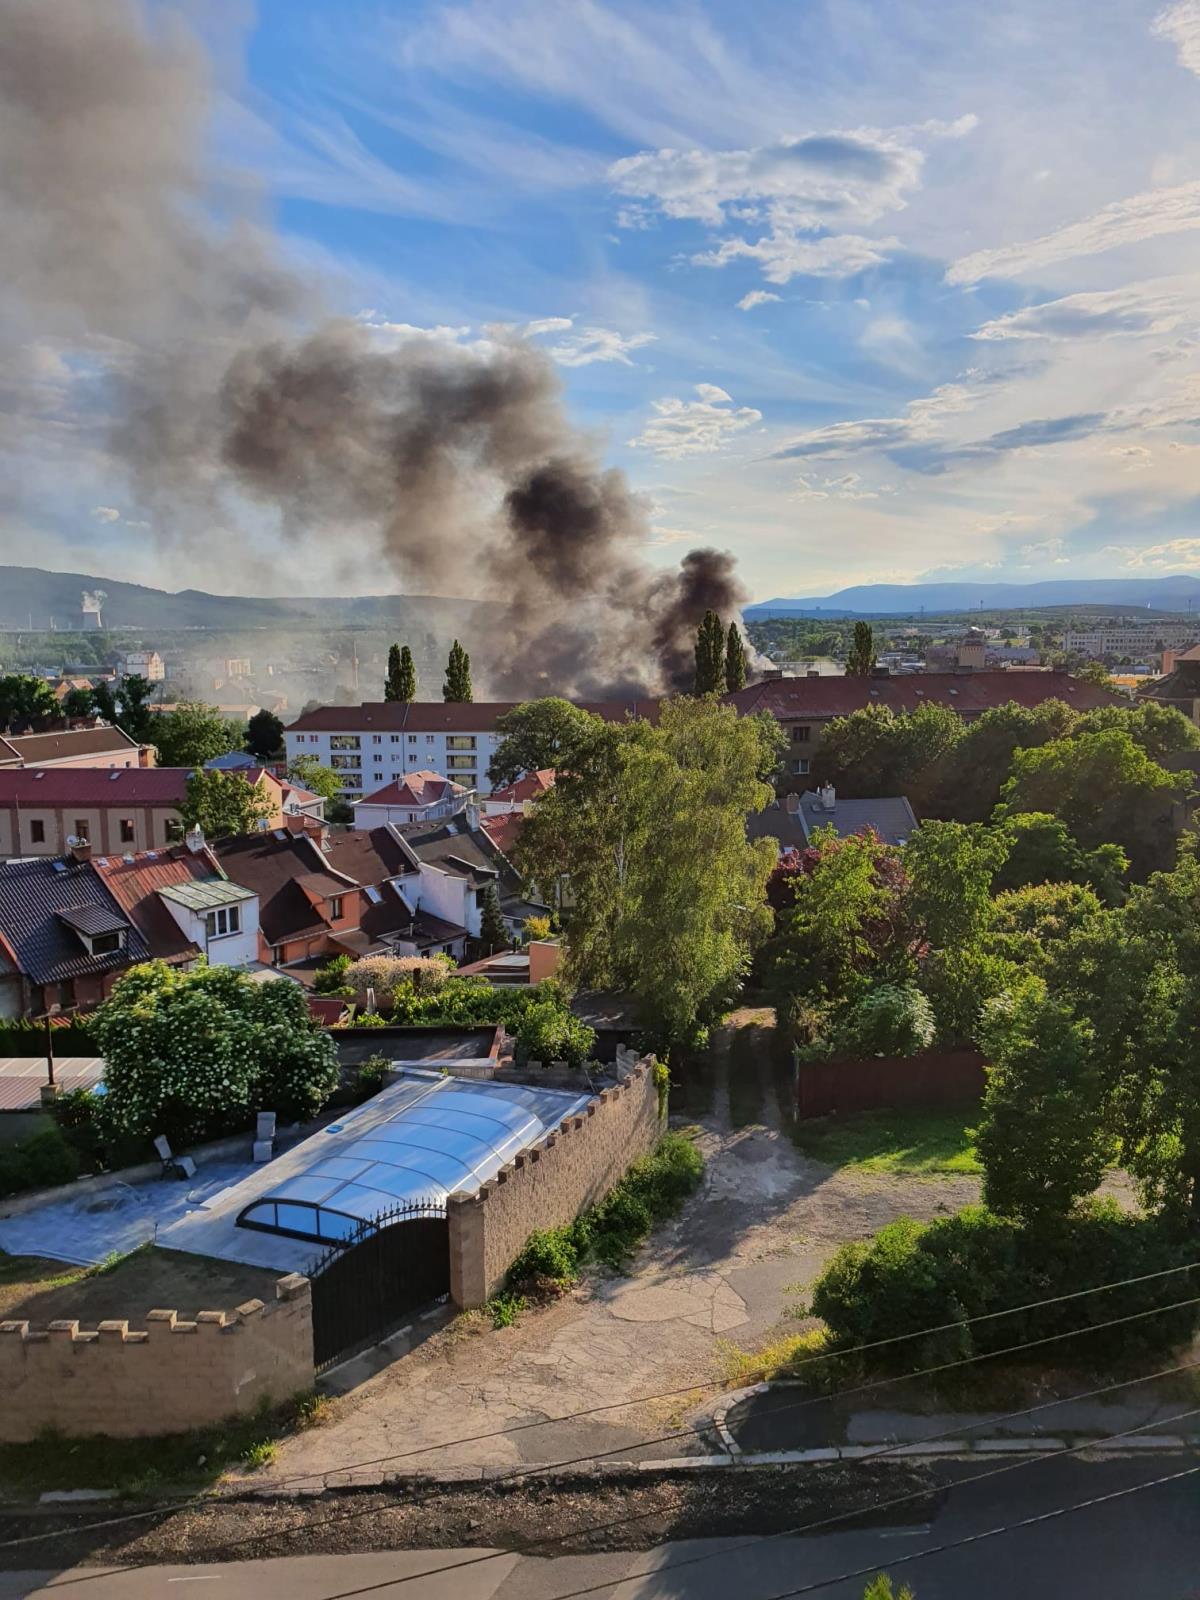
<box><xmin>0</xmin><ymin>1274</ymin><xmax>314</xmax><ymax>1442</ymax></box>
<box><xmin>447</xmin><ymin>1054</ymin><xmax>664</xmax><ymax>1307</ymax></box>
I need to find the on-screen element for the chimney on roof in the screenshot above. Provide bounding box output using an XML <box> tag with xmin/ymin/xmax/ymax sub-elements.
<box><xmin>65</xmin><ymin>835</ymin><xmax>91</xmax><ymax>864</ymax></box>
<box><xmin>464</xmin><ymin>802</ymin><xmax>481</xmax><ymax>832</ymax></box>
<box><xmin>184</xmin><ymin>824</ymin><xmax>205</xmax><ymax>854</ymax></box>
<box><xmin>819</xmin><ymin>783</ymin><xmax>837</xmax><ymax>812</ymax></box>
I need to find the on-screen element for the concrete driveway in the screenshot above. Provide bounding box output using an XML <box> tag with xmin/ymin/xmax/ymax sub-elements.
<box><xmin>262</xmin><ymin>1016</ymin><xmax>980</xmax><ymax>1487</ymax></box>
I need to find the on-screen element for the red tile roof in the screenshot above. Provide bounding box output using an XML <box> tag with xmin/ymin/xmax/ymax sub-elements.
<box><xmin>488</xmin><ymin>769</ymin><xmax>555</xmax><ymax>804</ymax></box>
<box><xmin>724</xmin><ymin>671</ymin><xmax>1122</xmax><ymax>720</ymax></box>
<box><xmin>0</xmin><ymin>767</ymin><xmax>191</xmax><ymax>807</ymax></box>
<box><xmin>357</xmin><ymin>770</ymin><xmax>466</xmax><ymax>808</ymax></box>
<box><xmin>479</xmin><ymin>811</ymin><xmax>524</xmax><ymax>856</ymax></box>
<box><xmin>91</xmin><ymin>845</ymin><xmax>219</xmax><ymax>961</ymax></box>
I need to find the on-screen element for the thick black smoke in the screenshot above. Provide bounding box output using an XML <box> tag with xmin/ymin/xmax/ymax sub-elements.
<box><xmin>0</xmin><ymin>0</ymin><xmax>746</xmax><ymax>697</ymax></box>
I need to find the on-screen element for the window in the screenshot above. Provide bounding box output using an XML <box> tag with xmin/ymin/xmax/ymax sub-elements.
<box><xmin>29</xmin><ymin>819</ymin><xmax>45</xmax><ymax>844</ymax></box>
<box><xmin>372</xmin><ymin>734</ymin><xmax>382</xmax><ymax>744</ymax></box>
<box><xmin>446</xmin><ymin>736</ymin><xmax>476</xmax><ymax>750</ymax></box>
<box><xmin>445</xmin><ymin>755</ymin><xmax>476</xmax><ymax>771</ymax></box>
<box><xmin>408</xmin><ymin>734</ymin><xmax>417</xmax><ymax>745</ymax></box>
<box><xmin>364</xmin><ymin>885</ymin><xmax>382</xmax><ymax>904</ymax></box>
<box><xmin>119</xmin><ymin>818</ymin><xmax>135</xmax><ymax>843</ymax></box>
<box><xmin>74</xmin><ymin>819</ymin><xmax>89</xmax><ymax>841</ymax></box>
<box><xmin>792</xmin><ymin>758</ymin><xmax>810</xmax><ymax>776</ymax></box>
<box><xmin>330</xmin><ymin>735</ymin><xmax>360</xmax><ymax>751</ymax></box>
<box><xmin>165</xmin><ymin>818</ymin><xmax>184</xmax><ymax>842</ymax></box>
<box><xmin>330</xmin><ymin>754</ymin><xmax>361</xmax><ymax>770</ymax></box>
<box><xmin>90</xmin><ymin>931</ymin><xmax>123</xmax><ymax>955</ymax></box>
<box><xmin>204</xmin><ymin>905</ymin><xmax>242</xmax><ymax>939</ymax></box>
<box><xmin>792</xmin><ymin>725</ymin><xmax>811</xmax><ymax>743</ymax></box>
<box><xmin>390</xmin><ymin>734</ymin><xmax>400</xmax><ymax>743</ymax></box>
<box><xmin>329</xmin><ymin>896</ymin><xmax>344</xmax><ymax>919</ymax></box>
<box><xmin>426</xmin><ymin>735</ymin><xmax>436</xmax><ymax>745</ymax></box>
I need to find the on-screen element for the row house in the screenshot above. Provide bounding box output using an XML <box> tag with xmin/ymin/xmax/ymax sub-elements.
<box><xmin>0</xmin><ymin>724</ymin><xmax>148</xmax><ymax>770</ymax></box>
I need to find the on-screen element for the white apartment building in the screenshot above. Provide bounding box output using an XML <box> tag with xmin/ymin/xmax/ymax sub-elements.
<box><xmin>117</xmin><ymin>650</ymin><xmax>166</xmax><ymax>682</ymax></box>
<box><xmin>283</xmin><ymin>697</ymin><xmax>656</xmax><ymax>798</ymax></box>
<box><xmin>1063</xmin><ymin>625</ymin><xmax>1199</xmax><ymax>658</ymax></box>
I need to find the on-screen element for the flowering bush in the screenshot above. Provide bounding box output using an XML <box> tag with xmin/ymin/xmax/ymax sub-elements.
<box><xmin>512</xmin><ymin>1000</ymin><xmax>595</xmax><ymax>1067</ymax></box>
<box><xmin>342</xmin><ymin>953</ymin><xmax>453</xmax><ymax>1002</ymax></box>
<box><xmin>833</xmin><ymin>982</ymin><xmax>936</xmax><ymax>1058</ymax></box>
<box><xmin>91</xmin><ymin>961</ymin><xmax>339</xmax><ymax>1143</ymax></box>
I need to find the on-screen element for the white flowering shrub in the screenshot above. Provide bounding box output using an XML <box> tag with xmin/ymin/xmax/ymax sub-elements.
<box><xmin>343</xmin><ymin>953</ymin><xmax>452</xmax><ymax>1001</ymax></box>
<box><xmin>92</xmin><ymin>961</ymin><xmax>339</xmax><ymax>1143</ymax></box>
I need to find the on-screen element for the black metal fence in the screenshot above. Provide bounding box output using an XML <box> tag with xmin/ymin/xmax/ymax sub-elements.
<box><xmin>308</xmin><ymin>1200</ymin><xmax>449</xmax><ymax>1372</ymax></box>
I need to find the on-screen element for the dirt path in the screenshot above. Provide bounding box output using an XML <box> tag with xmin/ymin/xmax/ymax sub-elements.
<box><xmin>261</xmin><ymin>1019</ymin><xmax>980</xmax><ymax>1487</ymax></box>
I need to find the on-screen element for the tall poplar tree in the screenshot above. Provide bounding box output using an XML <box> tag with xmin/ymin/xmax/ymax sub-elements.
<box><xmin>443</xmin><ymin>640</ymin><xmax>473</xmax><ymax>703</ymax></box>
<box><xmin>397</xmin><ymin>644</ymin><xmax>416</xmax><ymax>701</ymax></box>
<box><xmin>846</xmin><ymin>620</ymin><xmax>877</xmax><ymax>676</ymax></box>
<box><xmin>725</xmin><ymin>622</ymin><xmax>747</xmax><ymax>691</ymax></box>
<box><xmin>693</xmin><ymin>609</ymin><xmax>726</xmax><ymax>694</ymax></box>
<box><xmin>384</xmin><ymin>643</ymin><xmax>403</xmax><ymax>702</ymax></box>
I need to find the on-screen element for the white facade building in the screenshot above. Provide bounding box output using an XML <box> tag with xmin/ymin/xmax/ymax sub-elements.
<box><xmin>156</xmin><ymin>878</ymin><xmax>261</xmax><ymax>968</ymax></box>
<box><xmin>1063</xmin><ymin>626</ymin><xmax>1199</xmax><ymax>659</ymax></box>
<box><xmin>117</xmin><ymin>650</ymin><xmax>166</xmax><ymax>682</ymax></box>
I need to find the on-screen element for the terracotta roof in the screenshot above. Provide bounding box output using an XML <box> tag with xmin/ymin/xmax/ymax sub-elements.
<box><xmin>357</xmin><ymin>770</ymin><xmax>466</xmax><ymax>808</ymax></box>
<box><xmin>0</xmin><ymin>767</ymin><xmax>190</xmax><ymax>807</ymax></box>
<box><xmin>488</xmin><ymin>769</ymin><xmax>555</xmax><ymax>805</ymax></box>
<box><xmin>479</xmin><ymin>811</ymin><xmax>524</xmax><ymax>856</ymax></box>
<box><xmin>213</xmin><ymin>831</ymin><xmax>357</xmax><ymax>946</ymax></box>
<box><xmin>0</xmin><ymin>724</ymin><xmax>140</xmax><ymax>765</ymax></box>
<box><xmin>92</xmin><ymin>844</ymin><xmax>224</xmax><ymax>962</ymax></box>
<box><xmin>285</xmin><ymin>698</ymin><xmax>660</xmax><ymax>735</ymax></box>
<box><xmin>0</xmin><ymin>856</ymin><xmax>147</xmax><ymax>985</ymax></box>
<box><xmin>724</xmin><ymin>671</ymin><xmax>1122</xmax><ymax>720</ymax></box>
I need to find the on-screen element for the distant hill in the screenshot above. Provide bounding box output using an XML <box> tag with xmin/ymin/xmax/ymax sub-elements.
<box><xmin>0</xmin><ymin>566</ymin><xmax>488</xmax><ymax>633</ymax></box>
<box><xmin>745</xmin><ymin>576</ymin><xmax>1200</xmax><ymax>618</ymax></box>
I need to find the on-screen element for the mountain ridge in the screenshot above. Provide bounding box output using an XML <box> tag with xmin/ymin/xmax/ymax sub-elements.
<box><xmin>745</xmin><ymin>576</ymin><xmax>1200</xmax><ymax>617</ymax></box>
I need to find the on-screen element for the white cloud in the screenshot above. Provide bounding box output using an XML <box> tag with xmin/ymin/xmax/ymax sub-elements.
<box><xmin>355</xmin><ymin>313</ymin><xmax>473</xmax><ymax>346</ymax></box>
<box><xmin>774</xmin><ymin>380</ymin><xmax>983</xmax><ymax>459</ymax></box>
<box><xmin>696</xmin><ymin>231</ymin><xmax>895</xmax><ymax>283</ymax></box>
<box><xmin>793</xmin><ymin>471</ymin><xmax>887</xmax><ymax>501</ymax></box>
<box><xmin>1125</xmin><ymin>536</ymin><xmax>1200</xmax><ymax>568</ymax></box>
<box><xmin>1153</xmin><ymin>1</ymin><xmax>1200</xmax><ymax>77</ymax></box>
<box><xmin>737</xmin><ymin>289</ymin><xmax>781</xmax><ymax>311</ymax></box>
<box><xmin>970</xmin><ymin>283</ymin><xmax>1189</xmax><ymax>342</ymax></box>
<box><xmin>629</xmin><ymin>383</ymin><xmax>763</xmax><ymax>458</ymax></box>
<box><xmin>91</xmin><ymin>507</ymin><xmax>121</xmax><ymax>523</ymax></box>
<box><xmin>523</xmin><ymin>316</ymin><xmax>657</xmax><ymax>366</ymax></box>
<box><xmin>947</xmin><ymin>182</ymin><xmax>1200</xmax><ymax>284</ymax></box>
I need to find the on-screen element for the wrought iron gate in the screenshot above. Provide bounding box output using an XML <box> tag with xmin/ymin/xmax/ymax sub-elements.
<box><xmin>309</xmin><ymin>1201</ymin><xmax>449</xmax><ymax>1372</ymax></box>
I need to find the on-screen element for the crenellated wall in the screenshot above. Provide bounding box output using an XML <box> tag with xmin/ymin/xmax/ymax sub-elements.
<box><xmin>447</xmin><ymin>1054</ymin><xmax>664</xmax><ymax>1307</ymax></box>
<box><xmin>0</xmin><ymin>1274</ymin><xmax>314</xmax><ymax>1442</ymax></box>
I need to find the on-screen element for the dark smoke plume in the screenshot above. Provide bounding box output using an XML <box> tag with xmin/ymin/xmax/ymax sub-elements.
<box><xmin>0</xmin><ymin>0</ymin><xmax>746</xmax><ymax>697</ymax></box>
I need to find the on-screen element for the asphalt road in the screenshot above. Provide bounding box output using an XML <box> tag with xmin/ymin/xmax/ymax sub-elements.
<box><xmin>3</xmin><ymin>1458</ymin><xmax>1198</xmax><ymax>1599</ymax></box>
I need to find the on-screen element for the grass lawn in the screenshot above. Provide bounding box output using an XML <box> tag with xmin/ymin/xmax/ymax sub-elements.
<box><xmin>789</xmin><ymin>1107</ymin><xmax>982</xmax><ymax>1176</ymax></box>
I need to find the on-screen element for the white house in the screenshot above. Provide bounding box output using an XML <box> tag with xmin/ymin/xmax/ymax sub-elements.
<box><xmin>352</xmin><ymin>770</ymin><xmax>469</xmax><ymax>829</ymax></box>
<box><xmin>117</xmin><ymin>650</ymin><xmax>166</xmax><ymax>682</ymax></box>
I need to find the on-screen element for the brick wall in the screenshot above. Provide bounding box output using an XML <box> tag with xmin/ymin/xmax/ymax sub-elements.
<box><xmin>0</xmin><ymin>1274</ymin><xmax>314</xmax><ymax>1442</ymax></box>
<box><xmin>447</xmin><ymin>1056</ymin><xmax>664</xmax><ymax>1307</ymax></box>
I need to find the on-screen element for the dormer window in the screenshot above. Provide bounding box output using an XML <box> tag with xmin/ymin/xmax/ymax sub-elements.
<box><xmin>56</xmin><ymin>903</ymin><xmax>129</xmax><ymax>958</ymax></box>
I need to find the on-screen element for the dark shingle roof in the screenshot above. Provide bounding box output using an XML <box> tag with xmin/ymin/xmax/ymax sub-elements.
<box><xmin>0</xmin><ymin>725</ymin><xmax>140</xmax><ymax>765</ymax></box>
<box><xmin>749</xmin><ymin>793</ymin><xmax>919</xmax><ymax>850</ymax></box>
<box><xmin>317</xmin><ymin>826</ymin><xmax>412</xmax><ymax>884</ymax></box>
<box><xmin>0</xmin><ymin>857</ymin><xmax>149</xmax><ymax>985</ymax></box>
<box><xmin>55</xmin><ymin>903</ymin><xmax>130</xmax><ymax>938</ymax></box>
<box><xmin>285</xmin><ymin>698</ymin><xmax>659</xmax><ymax>735</ymax></box>
<box><xmin>213</xmin><ymin>831</ymin><xmax>357</xmax><ymax>946</ymax></box>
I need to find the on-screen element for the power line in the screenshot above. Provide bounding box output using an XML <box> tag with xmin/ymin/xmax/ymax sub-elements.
<box><xmin>227</xmin><ymin>1403</ymin><xmax>1200</xmax><ymax>1600</ymax></box>
<box><xmin>3</xmin><ymin>1278</ymin><xmax>1196</xmax><ymax>1562</ymax></box>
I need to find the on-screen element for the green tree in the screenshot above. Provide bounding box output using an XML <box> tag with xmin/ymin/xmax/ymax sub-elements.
<box><xmin>1073</xmin><ymin>658</ymin><xmax>1115</xmax><ymax>689</ymax></box>
<box><xmin>864</xmin><ymin>1578</ymin><xmax>914</xmax><ymax>1600</ymax></box>
<box><xmin>933</xmin><ymin>699</ymin><xmax>1077</xmax><ymax>823</ymax></box>
<box><xmin>180</xmin><ymin>769</ymin><xmax>272</xmax><ymax>841</ymax></box>
<box><xmin>385</xmin><ymin>642</ymin><xmax>417</xmax><ymax>702</ymax></box>
<box><xmin>245</xmin><ymin>708</ymin><xmax>284</xmax><ymax>759</ymax></box>
<box><xmin>287</xmin><ymin>754</ymin><xmax>344</xmax><ymax>805</ymax></box>
<box><xmin>986</xmin><ymin>881</ymin><xmax>1108</xmax><ymax>974</ymax></box>
<box><xmin>443</xmin><ymin>640</ymin><xmax>473</xmax><ymax>703</ymax></box>
<box><xmin>1076</xmin><ymin>700</ymin><xmax>1200</xmax><ymax>763</ymax></box>
<box><xmin>91</xmin><ymin>962</ymin><xmax>338</xmax><ymax>1142</ymax></box>
<box><xmin>974</xmin><ymin>979</ymin><xmax>1110</xmax><ymax>1225</ymax></box>
<box><xmin>61</xmin><ymin>687</ymin><xmax>95</xmax><ymax>719</ymax></box>
<box><xmin>998</xmin><ymin>728</ymin><xmax>1188</xmax><ymax>876</ymax></box>
<box><xmin>812</xmin><ymin>702</ymin><xmax>963</xmax><ymax>805</ymax></box>
<box><xmin>904</xmin><ymin>820</ymin><xmax>1009</xmax><ymax>952</ymax></box>
<box><xmin>153</xmin><ymin>701</ymin><xmax>241</xmax><ymax>767</ymax></box>
<box><xmin>693</xmin><ymin>609</ymin><xmax>726</xmax><ymax>694</ymax></box>
<box><xmin>488</xmin><ymin>698</ymin><xmax>603</xmax><ymax>788</ymax></box>
<box><xmin>993</xmin><ymin>811</ymin><xmax>1128</xmax><ymax>904</ymax></box>
<box><xmin>112</xmin><ymin>674</ymin><xmax>155</xmax><ymax>744</ymax></box>
<box><xmin>725</xmin><ymin>622</ymin><xmax>747</xmax><ymax>692</ymax></box>
<box><xmin>0</xmin><ymin>674</ymin><xmax>57</xmax><ymax>728</ymax></box>
<box><xmin>845</xmin><ymin>620</ymin><xmax>876</xmax><ymax>676</ymax></box>
<box><xmin>477</xmin><ymin>881</ymin><xmax>508</xmax><ymax>956</ymax></box>
<box><xmin>516</xmin><ymin>697</ymin><xmax>777</xmax><ymax>1044</ymax></box>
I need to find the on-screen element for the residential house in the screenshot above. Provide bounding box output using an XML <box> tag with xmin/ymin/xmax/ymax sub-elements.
<box><xmin>726</xmin><ymin>671</ymin><xmax>1123</xmax><ymax>791</ymax></box>
<box><xmin>392</xmin><ymin>806</ymin><xmax>549</xmax><ymax>944</ymax></box>
<box><xmin>51</xmin><ymin>678</ymin><xmax>95</xmax><ymax>705</ymax></box>
<box><xmin>352</xmin><ymin>770</ymin><xmax>468</xmax><ymax>828</ymax></box>
<box><xmin>0</xmin><ymin>724</ymin><xmax>148</xmax><ymax>770</ymax></box>
<box><xmin>213</xmin><ymin>830</ymin><xmax>364</xmax><ymax>967</ymax></box>
<box><xmin>0</xmin><ymin>838</ymin><xmax>258</xmax><ymax>1018</ymax></box>
<box><xmin>1140</xmin><ymin>645</ymin><xmax>1200</xmax><ymax>724</ymax></box>
<box><xmin>747</xmin><ymin>786</ymin><xmax>918</xmax><ymax>855</ymax></box>
<box><xmin>283</xmin><ymin>698</ymin><xmax>657</xmax><ymax>798</ymax></box>
<box><xmin>482</xmin><ymin>769</ymin><xmax>554</xmax><ymax>815</ymax></box>
<box><xmin>117</xmin><ymin>650</ymin><xmax>166</xmax><ymax>682</ymax></box>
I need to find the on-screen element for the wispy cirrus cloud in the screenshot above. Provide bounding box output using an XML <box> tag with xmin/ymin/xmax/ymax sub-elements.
<box><xmin>629</xmin><ymin>382</ymin><xmax>762</xmax><ymax>458</ymax></box>
<box><xmin>737</xmin><ymin>289</ymin><xmax>781</xmax><ymax>311</ymax></box>
<box><xmin>970</xmin><ymin>282</ymin><xmax>1191</xmax><ymax>342</ymax></box>
<box><xmin>523</xmin><ymin>316</ymin><xmax>656</xmax><ymax>366</ymax></box>
<box><xmin>947</xmin><ymin>182</ymin><xmax>1200</xmax><ymax>285</ymax></box>
<box><xmin>1153</xmin><ymin>1</ymin><xmax>1200</xmax><ymax>76</ymax></box>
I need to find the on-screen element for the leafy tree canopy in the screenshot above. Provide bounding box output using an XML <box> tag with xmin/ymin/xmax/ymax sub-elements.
<box><xmin>153</xmin><ymin>700</ymin><xmax>241</xmax><ymax>767</ymax></box>
<box><xmin>903</xmin><ymin>819</ymin><xmax>1009</xmax><ymax>953</ymax></box>
<box><xmin>811</xmin><ymin>701</ymin><xmax>963</xmax><ymax>808</ymax></box>
<box><xmin>693</xmin><ymin>609</ymin><xmax>726</xmax><ymax>694</ymax></box>
<box><xmin>845</xmin><ymin>620</ymin><xmax>876</xmax><ymax>676</ymax></box>
<box><xmin>515</xmin><ymin>696</ymin><xmax>777</xmax><ymax>1044</ymax></box>
<box><xmin>488</xmin><ymin>697</ymin><xmax>603</xmax><ymax>788</ymax></box>
<box><xmin>245</xmin><ymin>708</ymin><xmax>284</xmax><ymax>759</ymax></box>
<box><xmin>0</xmin><ymin>674</ymin><xmax>57</xmax><ymax>728</ymax></box>
<box><xmin>443</xmin><ymin>639</ymin><xmax>473</xmax><ymax>703</ymax></box>
<box><xmin>180</xmin><ymin>768</ymin><xmax>273</xmax><ymax>841</ymax></box>
<box><xmin>287</xmin><ymin>753</ymin><xmax>344</xmax><ymax>804</ymax></box>
<box><xmin>725</xmin><ymin>622</ymin><xmax>747</xmax><ymax>692</ymax></box>
<box><xmin>992</xmin><ymin>811</ymin><xmax>1128</xmax><ymax>904</ymax></box>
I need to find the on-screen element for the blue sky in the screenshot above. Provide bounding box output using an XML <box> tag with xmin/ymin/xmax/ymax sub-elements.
<box><xmin>21</xmin><ymin>0</ymin><xmax>1200</xmax><ymax>600</ymax></box>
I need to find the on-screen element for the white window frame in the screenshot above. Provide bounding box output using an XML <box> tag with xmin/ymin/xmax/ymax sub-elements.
<box><xmin>205</xmin><ymin>904</ymin><xmax>242</xmax><ymax>939</ymax></box>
